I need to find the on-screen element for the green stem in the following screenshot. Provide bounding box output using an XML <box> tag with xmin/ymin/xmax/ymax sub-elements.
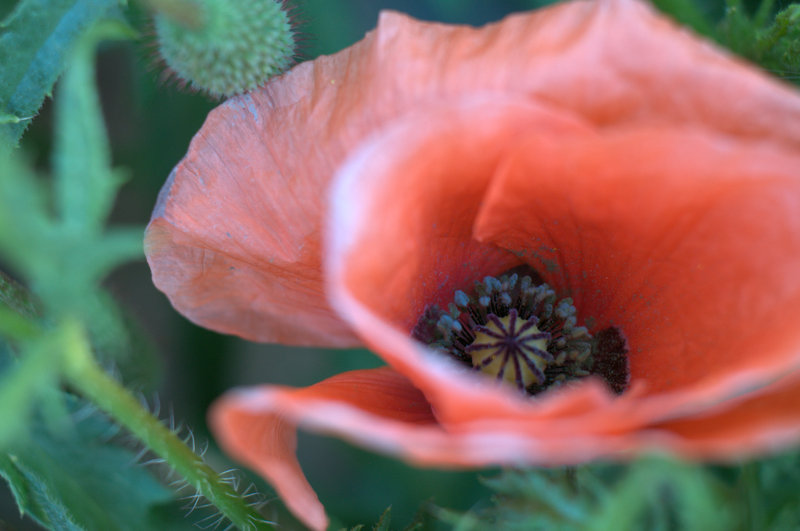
<box><xmin>61</xmin><ymin>321</ymin><xmax>272</xmax><ymax>530</ymax></box>
<box><xmin>140</xmin><ymin>0</ymin><xmax>205</xmax><ymax>29</ymax></box>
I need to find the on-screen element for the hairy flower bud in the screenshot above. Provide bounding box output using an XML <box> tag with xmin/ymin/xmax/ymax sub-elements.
<box><xmin>154</xmin><ymin>0</ymin><xmax>295</xmax><ymax>97</ymax></box>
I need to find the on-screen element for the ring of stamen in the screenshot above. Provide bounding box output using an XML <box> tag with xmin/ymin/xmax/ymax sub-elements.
<box><xmin>412</xmin><ymin>270</ymin><xmax>629</xmax><ymax>395</ymax></box>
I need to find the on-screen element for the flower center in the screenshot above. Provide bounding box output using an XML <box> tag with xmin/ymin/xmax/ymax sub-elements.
<box><xmin>467</xmin><ymin>309</ymin><xmax>551</xmax><ymax>389</ymax></box>
<box><xmin>412</xmin><ymin>269</ymin><xmax>629</xmax><ymax>395</ymax></box>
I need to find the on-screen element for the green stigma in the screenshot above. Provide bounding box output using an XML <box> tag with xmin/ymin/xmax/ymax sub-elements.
<box><xmin>154</xmin><ymin>0</ymin><xmax>295</xmax><ymax>97</ymax></box>
<box><xmin>412</xmin><ymin>270</ymin><xmax>629</xmax><ymax>396</ymax></box>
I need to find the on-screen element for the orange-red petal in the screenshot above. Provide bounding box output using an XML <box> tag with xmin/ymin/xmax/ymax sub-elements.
<box><xmin>147</xmin><ymin>0</ymin><xmax>798</xmax><ymax>345</ymax></box>
<box><xmin>326</xmin><ymin>97</ymin><xmax>662</xmax><ymax>433</ymax></box>
<box><xmin>650</xmin><ymin>372</ymin><xmax>800</xmax><ymax>458</ymax></box>
<box><xmin>325</xmin><ymin>0</ymin><xmax>800</xmax><ymax>437</ymax></box>
<box><xmin>151</xmin><ymin>0</ymin><xmax>800</xmax><ymax>527</ymax></box>
<box><xmin>474</xmin><ymin>127</ymin><xmax>800</xmax><ymax>423</ymax></box>
<box><xmin>210</xmin><ymin>368</ymin><xmax>645</xmax><ymax>530</ymax></box>
<box><xmin>144</xmin><ymin>132</ymin><xmax>358</xmax><ymax>346</ymax></box>
<box><xmin>209</xmin><ymin>368</ymin><xmax>435</xmax><ymax>531</ymax></box>
<box><xmin>210</xmin><ymin>366</ymin><xmax>800</xmax><ymax>530</ymax></box>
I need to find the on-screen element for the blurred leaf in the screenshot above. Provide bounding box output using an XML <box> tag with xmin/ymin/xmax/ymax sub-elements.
<box><xmin>0</xmin><ymin>322</ymin><xmax>66</xmax><ymax>447</ymax></box>
<box><xmin>0</xmin><ymin>269</ymin><xmax>38</xmax><ymax>329</ymax></box>
<box><xmin>374</xmin><ymin>506</ymin><xmax>392</xmax><ymax>531</ymax></box>
<box><xmin>0</xmin><ymin>151</ymin><xmax>52</xmax><ymax>271</ymax></box>
<box><xmin>589</xmin><ymin>457</ymin><xmax>730</xmax><ymax>531</ymax></box>
<box><xmin>650</xmin><ymin>0</ymin><xmax>715</xmax><ymax>37</ymax></box>
<box><xmin>441</xmin><ymin>457</ymin><xmax>732</xmax><ymax>531</ymax></box>
<box><xmin>54</xmin><ymin>20</ymin><xmax>136</xmax><ymax>231</ymax></box>
<box><xmin>0</xmin><ymin>111</ymin><xmax>31</xmax><ymax>124</ymax></box>
<box><xmin>0</xmin><ymin>19</ymin><xmax>143</xmax><ymax>359</ymax></box>
<box><xmin>0</xmin><ymin>394</ymin><xmax>175</xmax><ymax>531</ymax></box>
<box><xmin>717</xmin><ymin>0</ymin><xmax>800</xmax><ymax>84</ymax></box>
<box><xmin>0</xmin><ymin>0</ymin><xmax>123</xmax><ymax>146</ymax></box>
<box><xmin>733</xmin><ymin>454</ymin><xmax>800</xmax><ymax>528</ymax></box>
<box><xmin>751</xmin><ymin>4</ymin><xmax>800</xmax><ymax>80</ymax></box>
<box><xmin>653</xmin><ymin>0</ymin><xmax>800</xmax><ymax>85</ymax></box>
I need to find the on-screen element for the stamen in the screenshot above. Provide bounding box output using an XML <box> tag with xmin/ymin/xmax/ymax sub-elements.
<box><xmin>412</xmin><ymin>269</ymin><xmax>629</xmax><ymax>396</ymax></box>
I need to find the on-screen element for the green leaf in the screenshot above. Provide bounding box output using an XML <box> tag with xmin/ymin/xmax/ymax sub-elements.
<box><xmin>652</xmin><ymin>0</ymin><xmax>800</xmax><ymax>86</ymax></box>
<box><xmin>0</xmin><ymin>151</ymin><xmax>52</xmax><ymax>276</ymax></box>
<box><xmin>84</xmin><ymin>227</ymin><xmax>145</xmax><ymax>279</ymax></box>
<box><xmin>482</xmin><ymin>468</ymin><xmax>595</xmax><ymax>525</ymax></box>
<box><xmin>443</xmin><ymin>458</ymin><xmax>733</xmax><ymax>531</ymax></box>
<box><xmin>53</xmin><ymin>20</ymin><xmax>136</xmax><ymax>230</ymax></box>
<box><xmin>0</xmin><ymin>395</ymin><xmax>174</xmax><ymax>531</ymax></box>
<box><xmin>0</xmin><ymin>0</ymin><xmax>123</xmax><ymax>147</ymax></box>
<box><xmin>714</xmin><ymin>0</ymin><xmax>800</xmax><ymax>86</ymax></box>
<box><xmin>650</xmin><ymin>0</ymin><xmax>715</xmax><ymax>37</ymax></box>
<box><xmin>0</xmin><ymin>269</ymin><xmax>38</xmax><ymax>321</ymax></box>
<box><xmin>588</xmin><ymin>457</ymin><xmax>730</xmax><ymax>531</ymax></box>
<box><xmin>374</xmin><ymin>506</ymin><xmax>392</xmax><ymax>531</ymax></box>
<box><xmin>754</xmin><ymin>4</ymin><xmax>800</xmax><ymax>81</ymax></box>
<box><xmin>0</xmin><ymin>321</ymin><xmax>69</xmax><ymax>447</ymax></box>
<box><xmin>0</xmin><ymin>24</ymin><xmax>143</xmax><ymax>341</ymax></box>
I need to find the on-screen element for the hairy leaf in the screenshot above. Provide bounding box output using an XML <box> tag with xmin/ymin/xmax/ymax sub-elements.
<box><xmin>53</xmin><ymin>20</ymin><xmax>135</xmax><ymax>230</ymax></box>
<box><xmin>0</xmin><ymin>0</ymin><xmax>123</xmax><ymax>146</ymax></box>
<box><xmin>0</xmin><ymin>395</ymin><xmax>174</xmax><ymax>531</ymax></box>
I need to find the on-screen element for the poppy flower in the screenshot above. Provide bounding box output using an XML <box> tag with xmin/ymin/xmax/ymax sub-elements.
<box><xmin>144</xmin><ymin>0</ymin><xmax>800</xmax><ymax>529</ymax></box>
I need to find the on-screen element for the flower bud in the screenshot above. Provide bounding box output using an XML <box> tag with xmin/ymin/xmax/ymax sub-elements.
<box><xmin>154</xmin><ymin>0</ymin><xmax>295</xmax><ymax>97</ymax></box>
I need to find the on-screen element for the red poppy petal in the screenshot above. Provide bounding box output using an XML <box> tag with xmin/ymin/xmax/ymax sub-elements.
<box><xmin>147</xmin><ymin>0</ymin><xmax>800</xmax><ymax>345</ymax></box>
<box><xmin>506</xmin><ymin>0</ymin><xmax>800</xmax><ymax>145</ymax></box>
<box><xmin>146</xmin><ymin>215</ymin><xmax>356</xmax><ymax>346</ymax></box>
<box><xmin>210</xmin><ymin>368</ymin><xmax>652</xmax><ymax>529</ymax></box>
<box><xmin>326</xmin><ymin>98</ymin><xmax>626</xmax><ymax>428</ymax></box>
<box><xmin>650</xmin><ymin>371</ymin><xmax>800</xmax><ymax>459</ymax></box>
<box><xmin>338</xmin><ymin>0</ymin><xmax>800</xmax><ymax>145</ymax></box>
<box><xmin>208</xmin><ymin>368</ymin><xmax>436</xmax><ymax>531</ymax></box>
<box><xmin>365</xmin><ymin>0</ymin><xmax>800</xmax><ymax>144</ymax></box>
<box><xmin>474</xmin><ymin>126</ymin><xmax>800</xmax><ymax>429</ymax></box>
<box><xmin>143</xmin><ymin>99</ymin><xmax>360</xmax><ymax>346</ymax></box>
<box><xmin>211</xmin><ymin>369</ymin><xmax>800</xmax><ymax>529</ymax></box>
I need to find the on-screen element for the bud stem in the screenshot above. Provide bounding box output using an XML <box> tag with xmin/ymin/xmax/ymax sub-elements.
<box><xmin>140</xmin><ymin>0</ymin><xmax>204</xmax><ymax>30</ymax></box>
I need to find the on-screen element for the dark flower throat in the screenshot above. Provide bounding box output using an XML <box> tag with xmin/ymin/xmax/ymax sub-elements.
<box><xmin>412</xmin><ymin>268</ymin><xmax>629</xmax><ymax>396</ymax></box>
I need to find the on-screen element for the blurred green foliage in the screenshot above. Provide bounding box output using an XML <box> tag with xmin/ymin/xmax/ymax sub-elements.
<box><xmin>654</xmin><ymin>0</ymin><xmax>800</xmax><ymax>81</ymax></box>
<box><xmin>0</xmin><ymin>0</ymin><xmax>124</xmax><ymax>146</ymax></box>
<box><xmin>0</xmin><ymin>395</ymin><xmax>173</xmax><ymax>530</ymax></box>
<box><xmin>437</xmin><ymin>452</ymin><xmax>800</xmax><ymax>531</ymax></box>
<box><xmin>0</xmin><ymin>4</ymin><xmax>267</xmax><ymax>527</ymax></box>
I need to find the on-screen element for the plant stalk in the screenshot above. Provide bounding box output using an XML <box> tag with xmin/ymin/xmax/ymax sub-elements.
<box><xmin>61</xmin><ymin>321</ymin><xmax>271</xmax><ymax>530</ymax></box>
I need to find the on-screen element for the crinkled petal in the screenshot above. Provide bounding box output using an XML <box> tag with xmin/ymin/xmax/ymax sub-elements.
<box><xmin>144</xmin><ymin>104</ymin><xmax>359</xmax><ymax>345</ymax></box>
<box><xmin>358</xmin><ymin>0</ymin><xmax>800</xmax><ymax>145</ymax></box>
<box><xmin>147</xmin><ymin>0</ymin><xmax>800</xmax><ymax>345</ymax></box>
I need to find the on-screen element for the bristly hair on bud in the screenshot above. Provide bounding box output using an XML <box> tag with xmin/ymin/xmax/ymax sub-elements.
<box><xmin>151</xmin><ymin>0</ymin><xmax>296</xmax><ymax>98</ymax></box>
